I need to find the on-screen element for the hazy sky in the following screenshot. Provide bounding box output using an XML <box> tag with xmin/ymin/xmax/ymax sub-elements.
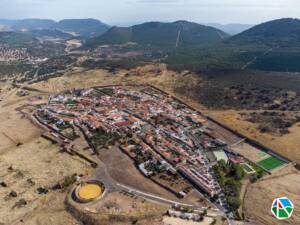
<box><xmin>1</xmin><ymin>0</ymin><xmax>300</xmax><ymax>25</ymax></box>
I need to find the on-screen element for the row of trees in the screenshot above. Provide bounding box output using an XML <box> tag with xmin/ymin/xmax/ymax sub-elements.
<box><xmin>213</xmin><ymin>160</ymin><xmax>244</xmax><ymax>218</ymax></box>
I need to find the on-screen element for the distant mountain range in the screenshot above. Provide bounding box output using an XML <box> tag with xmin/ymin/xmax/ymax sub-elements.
<box><xmin>1</xmin><ymin>17</ymin><xmax>300</xmax><ymax>72</ymax></box>
<box><xmin>206</xmin><ymin>23</ymin><xmax>254</xmax><ymax>35</ymax></box>
<box><xmin>0</xmin><ymin>18</ymin><xmax>110</xmax><ymax>37</ymax></box>
<box><xmin>85</xmin><ymin>21</ymin><xmax>229</xmax><ymax>49</ymax></box>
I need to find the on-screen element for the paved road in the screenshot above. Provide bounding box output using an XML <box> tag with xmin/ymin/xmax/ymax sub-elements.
<box><xmin>116</xmin><ymin>182</ymin><xmax>197</xmax><ymax>208</ymax></box>
<box><xmin>89</xmin><ymin>155</ymin><xmax>224</xmax><ymax>215</ymax></box>
<box><xmin>91</xmin><ymin>161</ymin><xmax>121</xmax><ymax>193</ymax></box>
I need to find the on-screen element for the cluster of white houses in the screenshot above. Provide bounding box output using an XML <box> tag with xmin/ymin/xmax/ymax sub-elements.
<box><xmin>34</xmin><ymin>86</ymin><xmax>244</xmax><ymax>208</ymax></box>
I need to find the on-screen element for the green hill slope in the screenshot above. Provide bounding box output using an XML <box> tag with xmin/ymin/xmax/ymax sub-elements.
<box><xmin>167</xmin><ymin>18</ymin><xmax>300</xmax><ymax>72</ymax></box>
<box><xmin>229</xmin><ymin>18</ymin><xmax>300</xmax><ymax>47</ymax></box>
<box><xmin>85</xmin><ymin>21</ymin><xmax>229</xmax><ymax>49</ymax></box>
<box><xmin>0</xmin><ymin>32</ymin><xmax>36</xmax><ymax>47</ymax></box>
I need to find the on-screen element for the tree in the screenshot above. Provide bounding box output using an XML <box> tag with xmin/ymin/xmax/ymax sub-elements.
<box><xmin>232</xmin><ymin>164</ymin><xmax>245</xmax><ymax>180</ymax></box>
<box><xmin>224</xmin><ymin>179</ymin><xmax>241</xmax><ymax>196</ymax></box>
<box><xmin>219</xmin><ymin>159</ymin><xmax>230</xmax><ymax>173</ymax></box>
<box><xmin>227</xmin><ymin>197</ymin><xmax>241</xmax><ymax>210</ymax></box>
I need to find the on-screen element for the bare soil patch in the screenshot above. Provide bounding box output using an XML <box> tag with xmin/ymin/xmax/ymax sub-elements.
<box><xmin>98</xmin><ymin>146</ymin><xmax>206</xmax><ymax>206</ymax></box>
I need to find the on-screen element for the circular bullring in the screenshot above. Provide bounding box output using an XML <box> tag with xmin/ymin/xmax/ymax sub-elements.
<box><xmin>74</xmin><ymin>180</ymin><xmax>105</xmax><ymax>203</ymax></box>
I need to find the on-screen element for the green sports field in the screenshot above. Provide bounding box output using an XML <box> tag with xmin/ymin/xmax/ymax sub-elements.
<box><xmin>257</xmin><ymin>156</ymin><xmax>286</xmax><ymax>171</ymax></box>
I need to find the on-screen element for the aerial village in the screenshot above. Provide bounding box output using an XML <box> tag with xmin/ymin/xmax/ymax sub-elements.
<box><xmin>31</xmin><ymin>85</ymin><xmax>288</xmax><ymax>219</ymax></box>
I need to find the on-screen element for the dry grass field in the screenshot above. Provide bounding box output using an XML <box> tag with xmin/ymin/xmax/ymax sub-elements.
<box><xmin>11</xmin><ymin>192</ymin><xmax>81</xmax><ymax>225</ymax></box>
<box><xmin>0</xmin><ymin>136</ymin><xmax>91</xmax><ymax>224</ymax></box>
<box><xmin>0</xmin><ymin>88</ymin><xmax>91</xmax><ymax>224</ymax></box>
<box><xmin>66</xmin><ymin>190</ymin><xmax>167</xmax><ymax>225</ymax></box>
<box><xmin>243</xmin><ymin>165</ymin><xmax>300</xmax><ymax>225</ymax></box>
<box><xmin>85</xmin><ymin>191</ymin><xmax>167</xmax><ymax>218</ymax></box>
<box><xmin>0</xmin><ymin>100</ymin><xmax>42</xmax><ymax>154</ymax></box>
<box><xmin>98</xmin><ymin>146</ymin><xmax>207</xmax><ymax>207</ymax></box>
<box><xmin>207</xmin><ymin>110</ymin><xmax>300</xmax><ymax>164</ymax></box>
<box><xmin>30</xmin><ymin>65</ymin><xmax>206</xmax><ymax>109</ymax></box>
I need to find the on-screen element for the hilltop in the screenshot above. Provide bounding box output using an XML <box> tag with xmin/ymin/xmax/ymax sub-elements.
<box><xmin>229</xmin><ymin>18</ymin><xmax>300</xmax><ymax>47</ymax></box>
<box><xmin>168</xmin><ymin>18</ymin><xmax>300</xmax><ymax>72</ymax></box>
<box><xmin>85</xmin><ymin>21</ymin><xmax>229</xmax><ymax>49</ymax></box>
<box><xmin>57</xmin><ymin>19</ymin><xmax>110</xmax><ymax>37</ymax></box>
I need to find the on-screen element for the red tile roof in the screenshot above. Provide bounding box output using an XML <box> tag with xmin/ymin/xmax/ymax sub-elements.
<box><xmin>114</xmin><ymin>121</ymin><xmax>133</xmax><ymax>127</ymax></box>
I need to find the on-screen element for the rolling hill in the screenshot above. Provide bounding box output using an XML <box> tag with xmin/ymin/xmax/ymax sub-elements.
<box><xmin>167</xmin><ymin>18</ymin><xmax>300</xmax><ymax>72</ymax></box>
<box><xmin>227</xmin><ymin>18</ymin><xmax>300</xmax><ymax>71</ymax></box>
<box><xmin>0</xmin><ymin>32</ymin><xmax>37</xmax><ymax>47</ymax></box>
<box><xmin>0</xmin><ymin>19</ymin><xmax>56</xmax><ymax>31</ymax></box>
<box><xmin>85</xmin><ymin>21</ymin><xmax>229</xmax><ymax>49</ymax></box>
<box><xmin>0</xmin><ymin>18</ymin><xmax>110</xmax><ymax>37</ymax></box>
<box><xmin>229</xmin><ymin>18</ymin><xmax>300</xmax><ymax>47</ymax></box>
<box><xmin>11</xmin><ymin>19</ymin><xmax>57</xmax><ymax>31</ymax></box>
<box><xmin>57</xmin><ymin>19</ymin><xmax>110</xmax><ymax>37</ymax></box>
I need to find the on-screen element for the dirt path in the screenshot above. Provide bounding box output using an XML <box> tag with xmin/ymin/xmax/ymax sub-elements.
<box><xmin>176</xmin><ymin>29</ymin><xmax>181</xmax><ymax>48</ymax></box>
<box><xmin>239</xmin><ymin>179</ymin><xmax>250</xmax><ymax>218</ymax></box>
<box><xmin>242</xmin><ymin>47</ymin><xmax>273</xmax><ymax>70</ymax></box>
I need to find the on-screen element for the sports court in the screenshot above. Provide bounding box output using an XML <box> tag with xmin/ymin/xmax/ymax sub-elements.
<box><xmin>232</xmin><ymin>142</ymin><xmax>287</xmax><ymax>172</ymax></box>
<box><xmin>257</xmin><ymin>156</ymin><xmax>286</xmax><ymax>171</ymax></box>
